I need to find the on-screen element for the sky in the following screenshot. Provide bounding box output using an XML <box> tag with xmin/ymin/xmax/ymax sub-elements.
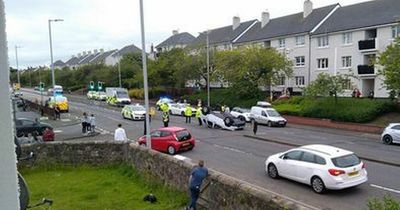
<box><xmin>4</xmin><ymin>0</ymin><xmax>370</xmax><ymax>68</ymax></box>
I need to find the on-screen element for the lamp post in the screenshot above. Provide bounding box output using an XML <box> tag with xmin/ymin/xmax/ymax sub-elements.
<box><xmin>48</xmin><ymin>18</ymin><xmax>63</xmax><ymax>93</ymax></box>
<box><xmin>15</xmin><ymin>45</ymin><xmax>21</xmax><ymax>84</ymax></box>
<box><xmin>139</xmin><ymin>0</ymin><xmax>151</xmax><ymax>149</ymax></box>
<box><xmin>118</xmin><ymin>55</ymin><xmax>122</xmax><ymax>88</ymax></box>
<box><xmin>206</xmin><ymin>30</ymin><xmax>210</xmax><ymax>107</ymax></box>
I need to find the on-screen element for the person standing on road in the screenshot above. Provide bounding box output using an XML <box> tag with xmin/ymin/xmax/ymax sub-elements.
<box><xmin>82</xmin><ymin>112</ymin><xmax>88</xmax><ymax>134</ymax></box>
<box><xmin>90</xmin><ymin>114</ymin><xmax>96</xmax><ymax>134</ymax></box>
<box><xmin>253</xmin><ymin>120</ymin><xmax>258</xmax><ymax>135</ymax></box>
<box><xmin>185</xmin><ymin>104</ymin><xmax>193</xmax><ymax>123</ymax></box>
<box><xmin>187</xmin><ymin>160</ymin><xmax>208</xmax><ymax>210</ymax></box>
<box><xmin>195</xmin><ymin>106</ymin><xmax>202</xmax><ymax>126</ymax></box>
<box><xmin>163</xmin><ymin>111</ymin><xmax>170</xmax><ymax>127</ymax></box>
<box><xmin>114</xmin><ymin>124</ymin><xmax>127</xmax><ymax>141</ymax></box>
<box><xmin>54</xmin><ymin>105</ymin><xmax>61</xmax><ymax>120</ymax></box>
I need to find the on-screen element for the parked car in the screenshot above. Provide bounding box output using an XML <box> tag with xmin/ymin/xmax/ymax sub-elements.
<box><xmin>265</xmin><ymin>144</ymin><xmax>367</xmax><ymax>194</ymax></box>
<box><xmin>230</xmin><ymin>107</ymin><xmax>251</xmax><ymax>122</ymax></box>
<box><xmin>121</xmin><ymin>104</ymin><xmax>146</xmax><ymax>120</ymax></box>
<box><xmin>15</xmin><ymin>118</ymin><xmax>53</xmax><ymax>137</ymax></box>
<box><xmin>381</xmin><ymin>123</ymin><xmax>400</xmax><ymax>144</ymax></box>
<box><xmin>96</xmin><ymin>91</ymin><xmax>107</xmax><ymax>101</ymax></box>
<box><xmin>87</xmin><ymin>91</ymin><xmax>97</xmax><ymax>100</ymax></box>
<box><xmin>138</xmin><ymin>127</ymin><xmax>195</xmax><ymax>155</ymax></box>
<box><xmin>156</xmin><ymin>97</ymin><xmax>174</xmax><ymax>110</ymax></box>
<box><xmin>201</xmin><ymin>107</ymin><xmax>245</xmax><ymax>131</ymax></box>
<box><xmin>34</xmin><ymin>86</ymin><xmax>40</xmax><ymax>91</ymax></box>
<box><xmin>250</xmin><ymin>105</ymin><xmax>287</xmax><ymax>127</ymax></box>
<box><xmin>169</xmin><ymin>103</ymin><xmax>196</xmax><ymax>116</ymax></box>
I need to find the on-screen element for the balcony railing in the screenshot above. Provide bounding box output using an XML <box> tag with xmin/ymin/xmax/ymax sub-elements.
<box><xmin>358</xmin><ymin>38</ymin><xmax>377</xmax><ymax>51</ymax></box>
<box><xmin>357</xmin><ymin>65</ymin><xmax>375</xmax><ymax>75</ymax></box>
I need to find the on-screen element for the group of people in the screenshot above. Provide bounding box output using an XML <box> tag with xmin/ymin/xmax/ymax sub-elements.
<box><xmin>81</xmin><ymin>112</ymin><xmax>96</xmax><ymax>135</ymax></box>
<box><xmin>351</xmin><ymin>88</ymin><xmax>374</xmax><ymax>99</ymax></box>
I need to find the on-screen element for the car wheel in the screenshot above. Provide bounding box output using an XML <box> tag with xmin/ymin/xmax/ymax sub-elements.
<box><xmin>267</xmin><ymin>164</ymin><xmax>279</xmax><ymax>179</ymax></box>
<box><xmin>238</xmin><ymin>116</ymin><xmax>246</xmax><ymax>122</ymax></box>
<box><xmin>181</xmin><ymin>111</ymin><xmax>185</xmax><ymax>116</ymax></box>
<box><xmin>268</xmin><ymin>121</ymin><xmax>272</xmax><ymax>127</ymax></box>
<box><xmin>311</xmin><ymin>176</ymin><xmax>326</xmax><ymax>194</ymax></box>
<box><xmin>224</xmin><ymin>117</ymin><xmax>233</xmax><ymax>127</ymax></box>
<box><xmin>169</xmin><ymin>110</ymin><xmax>172</xmax><ymax>115</ymax></box>
<box><xmin>382</xmin><ymin>135</ymin><xmax>393</xmax><ymax>145</ymax></box>
<box><xmin>201</xmin><ymin>106</ymin><xmax>211</xmax><ymax>115</ymax></box>
<box><xmin>167</xmin><ymin>145</ymin><xmax>176</xmax><ymax>155</ymax></box>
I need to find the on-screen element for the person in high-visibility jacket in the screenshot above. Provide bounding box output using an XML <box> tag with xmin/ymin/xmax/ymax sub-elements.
<box><xmin>196</xmin><ymin>106</ymin><xmax>202</xmax><ymax>126</ymax></box>
<box><xmin>163</xmin><ymin>111</ymin><xmax>169</xmax><ymax>127</ymax></box>
<box><xmin>185</xmin><ymin>104</ymin><xmax>193</xmax><ymax>123</ymax></box>
<box><xmin>161</xmin><ymin>103</ymin><xmax>169</xmax><ymax>113</ymax></box>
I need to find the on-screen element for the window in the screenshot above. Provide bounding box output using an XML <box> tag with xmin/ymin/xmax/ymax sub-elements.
<box><xmin>277</xmin><ymin>76</ymin><xmax>285</xmax><ymax>86</ymax></box>
<box><xmin>317</xmin><ymin>36</ymin><xmax>329</xmax><ymax>47</ymax></box>
<box><xmin>343</xmin><ymin>79</ymin><xmax>352</xmax><ymax>90</ymax></box>
<box><xmin>391</xmin><ymin>125</ymin><xmax>400</xmax><ymax>130</ymax></box>
<box><xmin>283</xmin><ymin>151</ymin><xmax>302</xmax><ymax>160</ymax></box>
<box><xmin>176</xmin><ymin>130</ymin><xmax>191</xmax><ymax>141</ymax></box>
<box><xmin>300</xmin><ymin>152</ymin><xmax>315</xmax><ymax>163</ymax></box>
<box><xmin>342</xmin><ymin>32</ymin><xmax>353</xmax><ymax>44</ymax></box>
<box><xmin>295</xmin><ymin>56</ymin><xmax>305</xmax><ymax>67</ymax></box>
<box><xmin>317</xmin><ymin>58</ymin><xmax>329</xmax><ymax>69</ymax></box>
<box><xmin>295</xmin><ymin>76</ymin><xmax>305</xmax><ymax>86</ymax></box>
<box><xmin>278</xmin><ymin>38</ymin><xmax>285</xmax><ymax>48</ymax></box>
<box><xmin>315</xmin><ymin>155</ymin><xmax>326</xmax><ymax>165</ymax></box>
<box><xmin>296</xmin><ymin>36</ymin><xmax>305</xmax><ymax>46</ymax></box>
<box><xmin>160</xmin><ymin>131</ymin><xmax>171</xmax><ymax>137</ymax></box>
<box><xmin>331</xmin><ymin>154</ymin><xmax>361</xmax><ymax>168</ymax></box>
<box><xmin>341</xmin><ymin>56</ymin><xmax>352</xmax><ymax>68</ymax></box>
<box><xmin>263</xmin><ymin>41</ymin><xmax>271</xmax><ymax>48</ymax></box>
<box><xmin>392</xmin><ymin>26</ymin><xmax>400</xmax><ymax>38</ymax></box>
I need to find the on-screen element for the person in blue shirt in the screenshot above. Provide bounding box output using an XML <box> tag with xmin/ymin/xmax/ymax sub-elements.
<box><xmin>187</xmin><ymin>160</ymin><xmax>208</xmax><ymax>210</ymax></box>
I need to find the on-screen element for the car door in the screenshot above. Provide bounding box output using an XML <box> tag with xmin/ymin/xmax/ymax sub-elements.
<box><xmin>261</xmin><ymin>111</ymin><xmax>269</xmax><ymax>124</ymax></box>
<box><xmin>150</xmin><ymin>130</ymin><xmax>162</xmax><ymax>150</ymax></box>
<box><xmin>21</xmin><ymin>120</ymin><xmax>36</xmax><ymax>134</ymax></box>
<box><xmin>277</xmin><ymin>150</ymin><xmax>303</xmax><ymax>180</ymax></box>
<box><xmin>159</xmin><ymin>131</ymin><xmax>173</xmax><ymax>152</ymax></box>
<box><xmin>391</xmin><ymin>125</ymin><xmax>400</xmax><ymax>142</ymax></box>
<box><xmin>296</xmin><ymin>151</ymin><xmax>320</xmax><ymax>184</ymax></box>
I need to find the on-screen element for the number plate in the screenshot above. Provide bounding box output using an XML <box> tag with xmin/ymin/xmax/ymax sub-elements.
<box><xmin>279</xmin><ymin>121</ymin><xmax>285</xmax><ymax>124</ymax></box>
<box><xmin>348</xmin><ymin>171</ymin><xmax>359</xmax><ymax>176</ymax></box>
<box><xmin>182</xmin><ymin>143</ymin><xmax>190</xmax><ymax>147</ymax></box>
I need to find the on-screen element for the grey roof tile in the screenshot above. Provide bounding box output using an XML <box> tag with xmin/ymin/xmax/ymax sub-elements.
<box><xmin>236</xmin><ymin>4</ymin><xmax>338</xmax><ymax>43</ymax></box>
<box><xmin>156</xmin><ymin>32</ymin><xmax>196</xmax><ymax>48</ymax></box>
<box><xmin>91</xmin><ymin>50</ymin><xmax>117</xmax><ymax>64</ymax></box>
<box><xmin>314</xmin><ymin>0</ymin><xmax>400</xmax><ymax>34</ymax></box>
<box><xmin>53</xmin><ymin>60</ymin><xmax>65</xmax><ymax>67</ymax></box>
<box><xmin>114</xmin><ymin>44</ymin><xmax>142</xmax><ymax>57</ymax></box>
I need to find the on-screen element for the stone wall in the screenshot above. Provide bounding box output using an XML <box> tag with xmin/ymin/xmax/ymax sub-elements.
<box><xmin>21</xmin><ymin>141</ymin><xmax>308</xmax><ymax>210</ymax></box>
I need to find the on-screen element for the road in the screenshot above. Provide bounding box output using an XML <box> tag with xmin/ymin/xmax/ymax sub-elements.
<box><xmin>21</xmin><ymin>89</ymin><xmax>400</xmax><ymax>210</ymax></box>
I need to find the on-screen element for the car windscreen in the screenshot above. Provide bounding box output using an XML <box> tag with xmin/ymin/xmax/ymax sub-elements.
<box><xmin>175</xmin><ymin>130</ymin><xmax>191</xmax><ymax>141</ymax></box>
<box><xmin>267</xmin><ymin>110</ymin><xmax>280</xmax><ymax>117</ymax></box>
<box><xmin>99</xmin><ymin>92</ymin><xmax>106</xmax><ymax>96</ymax></box>
<box><xmin>331</xmin><ymin>154</ymin><xmax>361</xmax><ymax>168</ymax></box>
<box><xmin>131</xmin><ymin>106</ymin><xmax>145</xmax><ymax>111</ymax></box>
<box><xmin>117</xmin><ymin>91</ymin><xmax>129</xmax><ymax>98</ymax></box>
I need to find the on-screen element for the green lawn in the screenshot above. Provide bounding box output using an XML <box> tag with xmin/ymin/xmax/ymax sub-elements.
<box><xmin>20</xmin><ymin>165</ymin><xmax>188</xmax><ymax>210</ymax></box>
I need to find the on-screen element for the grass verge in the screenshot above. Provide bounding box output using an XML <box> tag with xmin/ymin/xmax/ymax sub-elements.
<box><xmin>20</xmin><ymin>164</ymin><xmax>188</xmax><ymax>210</ymax></box>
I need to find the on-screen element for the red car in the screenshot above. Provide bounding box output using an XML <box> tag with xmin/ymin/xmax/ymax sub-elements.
<box><xmin>138</xmin><ymin>127</ymin><xmax>195</xmax><ymax>155</ymax></box>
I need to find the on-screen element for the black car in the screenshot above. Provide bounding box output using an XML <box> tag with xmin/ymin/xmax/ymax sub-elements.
<box><xmin>15</xmin><ymin>118</ymin><xmax>52</xmax><ymax>137</ymax></box>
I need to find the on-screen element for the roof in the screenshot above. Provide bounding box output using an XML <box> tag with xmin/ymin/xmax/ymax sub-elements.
<box><xmin>79</xmin><ymin>53</ymin><xmax>100</xmax><ymax>65</ymax></box>
<box><xmin>114</xmin><ymin>44</ymin><xmax>142</xmax><ymax>57</ymax></box>
<box><xmin>314</xmin><ymin>0</ymin><xmax>400</xmax><ymax>35</ymax></box>
<box><xmin>53</xmin><ymin>60</ymin><xmax>65</xmax><ymax>67</ymax></box>
<box><xmin>190</xmin><ymin>19</ymin><xmax>258</xmax><ymax>46</ymax></box>
<box><xmin>299</xmin><ymin>144</ymin><xmax>353</xmax><ymax>157</ymax></box>
<box><xmin>156</xmin><ymin>32</ymin><xmax>196</xmax><ymax>49</ymax></box>
<box><xmin>158</xmin><ymin>126</ymin><xmax>187</xmax><ymax>132</ymax></box>
<box><xmin>91</xmin><ymin>50</ymin><xmax>118</xmax><ymax>63</ymax></box>
<box><xmin>64</xmin><ymin>57</ymin><xmax>80</xmax><ymax>66</ymax></box>
<box><xmin>236</xmin><ymin>4</ymin><xmax>338</xmax><ymax>43</ymax></box>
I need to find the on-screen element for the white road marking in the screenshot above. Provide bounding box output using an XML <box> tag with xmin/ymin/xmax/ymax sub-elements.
<box><xmin>53</xmin><ymin>130</ymin><xmax>63</xmax><ymax>133</ymax></box>
<box><xmin>174</xmin><ymin>155</ymin><xmax>188</xmax><ymax>161</ymax></box>
<box><xmin>370</xmin><ymin>184</ymin><xmax>400</xmax><ymax>194</ymax></box>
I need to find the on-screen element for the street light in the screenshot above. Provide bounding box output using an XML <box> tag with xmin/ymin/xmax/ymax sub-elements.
<box><xmin>48</xmin><ymin>18</ymin><xmax>63</xmax><ymax>94</ymax></box>
<box><xmin>14</xmin><ymin>45</ymin><xmax>21</xmax><ymax>84</ymax></box>
<box><xmin>206</xmin><ymin>30</ymin><xmax>210</xmax><ymax>107</ymax></box>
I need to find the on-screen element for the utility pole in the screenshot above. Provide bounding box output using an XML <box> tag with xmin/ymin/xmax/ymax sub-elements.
<box><xmin>206</xmin><ymin>30</ymin><xmax>210</xmax><ymax>107</ymax></box>
<box><xmin>15</xmin><ymin>45</ymin><xmax>21</xmax><ymax>84</ymax></box>
<box><xmin>48</xmin><ymin>19</ymin><xmax>63</xmax><ymax>94</ymax></box>
<box><xmin>118</xmin><ymin>58</ymin><xmax>122</xmax><ymax>88</ymax></box>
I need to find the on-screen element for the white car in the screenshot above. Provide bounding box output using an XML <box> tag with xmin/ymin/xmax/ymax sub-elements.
<box><xmin>250</xmin><ymin>106</ymin><xmax>287</xmax><ymax>127</ymax></box>
<box><xmin>87</xmin><ymin>91</ymin><xmax>96</xmax><ymax>100</ymax></box>
<box><xmin>121</xmin><ymin>104</ymin><xmax>146</xmax><ymax>120</ymax></box>
<box><xmin>265</xmin><ymin>144</ymin><xmax>367</xmax><ymax>193</ymax></box>
<box><xmin>230</xmin><ymin>107</ymin><xmax>251</xmax><ymax>122</ymax></box>
<box><xmin>381</xmin><ymin>123</ymin><xmax>400</xmax><ymax>144</ymax></box>
<box><xmin>169</xmin><ymin>103</ymin><xmax>196</xmax><ymax>116</ymax></box>
<box><xmin>202</xmin><ymin>111</ymin><xmax>245</xmax><ymax>131</ymax></box>
<box><xmin>95</xmin><ymin>91</ymin><xmax>107</xmax><ymax>101</ymax></box>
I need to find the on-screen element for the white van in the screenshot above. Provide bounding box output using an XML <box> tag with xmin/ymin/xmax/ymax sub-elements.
<box><xmin>250</xmin><ymin>103</ymin><xmax>287</xmax><ymax>127</ymax></box>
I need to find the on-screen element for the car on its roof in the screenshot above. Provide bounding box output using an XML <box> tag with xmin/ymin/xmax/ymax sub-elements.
<box><xmin>121</xmin><ymin>104</ymin><xmax>146</xmax><ymax>120</ymax></box>
<box><xmin>201</xmin><ymin>107</ymin><xmax>245</xmax><ymax>131</ymax></box>
<box><xmin>230</xmin><ymin>107</ymin><xmax>251</xmax><ymax>122</ymax></box>
<box><xmin>381</xmin><ymin>123</ymin><xmax>400</xmax><ymax>144</ymax></box>
<box><xmin>137</xmin><ymin>126</ymin><xmax>195</xmax><ymax>155</ymax></box>
<box><xmin>265</xmin><ymin>144</ymin><xmax>367</xmax><ymax>194</ymax></box>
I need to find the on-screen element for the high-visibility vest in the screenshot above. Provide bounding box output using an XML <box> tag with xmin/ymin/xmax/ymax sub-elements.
<box><xmin>185</xmin><ymin>106</ymin><xmax>192</xmax><ymax>116</ymax></box>
<box><xmin>196</xmin><ymin>108</ymin><xmax>202</xmax><ymax>118</ymax></box>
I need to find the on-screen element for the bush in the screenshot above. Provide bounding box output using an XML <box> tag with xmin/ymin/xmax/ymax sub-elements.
<box><xmin>367</xmin><ymin>195</ymin><xmax>400</xmax><ymax>210</ymax></box>
<box><xmin>129</xmin><ymin>88</ymin><xmax>144</xmax><ymax>99</ymax></box>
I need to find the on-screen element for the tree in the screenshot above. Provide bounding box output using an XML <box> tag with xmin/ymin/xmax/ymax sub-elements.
<box><xmin>215</xmin><ymin>46</ymin><xmax>292</xmax><ymax>97</ymax></box>
<box><xmin>379</xmin><ymin>37</ymin><xmax>400</xmax><ymax>97</ymax></box>
<box><xmin>304</xmin><ymin>72</ymin><xmax>352</xmax><ymax>103</ymax></box>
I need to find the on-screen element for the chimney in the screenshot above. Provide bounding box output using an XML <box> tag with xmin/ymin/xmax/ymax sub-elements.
<box><xmin>303</xmin><ymin>0</ymin><xmax>313</xmax><ymax>18</ymax></box>
<box><xmin>82</xmin><ymin>51</ymin><xmax>87</xmax><ymax>55</ymax></box>
<box><xmin>88</xmin><ymin>50</ymin><xmax>92</xmax><ymax>54</ymax></box>
<box><xmin>100</xmin><ymin>48</ymin><xmax>104</xmax><ymax>53</ymax></box>
<box><xmin>232</xmin><ymin>16</ymin><xmax>240</xmax><ymax>30</ymax></box>
<box><xmin>94</xmin><ymin>49</ymin><xmax>98</xmax><ymax>54</ymax></box>
<box><xmin>261</xmin><ymin>10</ymin><xmax>270</xmax><ymax>28</ymax></box>
<box><xmin>172</xmin><ymin>30</ymin><xmax>179</xmax><ymax>35</ymax></box>
<box><xmin>78</xmin><ymin>53</ymin><xmax>82</xmax><ymax>57</ymax></box>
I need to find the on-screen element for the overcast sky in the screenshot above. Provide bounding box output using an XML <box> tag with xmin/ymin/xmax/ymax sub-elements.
<box><xmin>5</xmin><ymin>0</ymin><xmax>370</xmax><ymax>68</ymax></box>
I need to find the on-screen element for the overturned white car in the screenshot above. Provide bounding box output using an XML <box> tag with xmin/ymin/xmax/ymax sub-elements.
<box><xmin>201</xmin><ymin>107</ymin><xmax>245</xmax><ymax>131</ymax></box>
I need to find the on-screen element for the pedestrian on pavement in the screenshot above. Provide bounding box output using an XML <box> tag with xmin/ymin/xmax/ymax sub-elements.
<box><xmin>187</xmin><ymin>160</ymin><xmax>208</xmax><ymax>210</ymax></box>
<box><xmin>253</xmin><ymin>120</ymin><xmax>258</xmax><ymax>135</ymax></box>
<box><xmin>114</xmin><ymin>124</ymin><xmax>127</xmax><ymax>141</ymax></box>
<box><xmin>163</xmin><ymin>111</ymin><xmax>170</xmax><ymax>127</ymax></box>
<box><xmin>54</xmin><ymin>105</ymin><xmax>61</xmax><ymax>120</ymax></box>
<box><xmin>185</xmin><ymin>104</ymin><xmax>193</xmax><ymax>123</ymax></box>
<box><xmin>81</xmin><ymin>112</ymin><xmax>88</xmax><ymax>134</ymax></box>
<box><xmin>196</xmin><ymin>106</ymin><xmax>202</xmax><ymax>126</ymax></box>
<box><xmin>90</xmin><ymin>114</ymin><xmax>96</xmax><ymax>134</ymax></box>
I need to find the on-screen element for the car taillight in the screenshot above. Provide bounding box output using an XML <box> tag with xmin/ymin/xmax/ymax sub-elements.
<box><xmin>362</xmin><ymin>162</ymin><xmax>366</xmax><ymax>169</ymax></box>
<box><xmin>328</xmin><ymin>169</ymin><xmax>345</xmax><ymax>176</ymax></box>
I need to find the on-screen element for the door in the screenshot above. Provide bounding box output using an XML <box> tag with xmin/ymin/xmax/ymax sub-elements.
<box><xmin>296</xmin><ymin>152</ymin><xmax>318</xmax><ymax>184</ymax></box>
<box><xmin>261</xmin><ymin>111</ymin><xmax>269</xmax><ymax>124</ymax></box>
<box><xmin>150</xmin><ymin>130</ymin><xmax>162</xmax><ymax>150</ymax></box>
<box><xmin>391</xmin><ymin>125</ymin><xmax>400</xmax><ymax>142</ymax></box>
<box><xmin>21</xmin><ymin>120</ymin><xmax>36</xmax><ymax>134</ymax></box>
<box><xmin>278</xmin><ymin>150</ymin><xmax>302</xmax><ymax>179</ymax></box>
<box><xmin>159</xmin><ymin>131</ymin><xmax>173</xmax><ymax>152</ymax></box>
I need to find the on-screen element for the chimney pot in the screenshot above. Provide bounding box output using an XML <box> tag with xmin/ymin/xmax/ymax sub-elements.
<box><xmin>303</xmin><ymin>0</ymin><xmax>313</xmax><ymax>18</ymax></box>
<box><xmin>172</xmin><ymin>30</ymin><xmax>179</xmax><ymax>35</ymax></box>
<box><xmin>100</xmin><ymin>48</ymin><xmax>104</xmax><ymax>53</ymax></box>
<box><xmin>94</xmin><ymin>49</ymin><xmax>98</xmax><ymax>54</ymax></box>
<box><xmin>261</xmin><ymin>10</ymin><xmax>270</xmax><ymax>28</ymax></box>
<box><xmin>232</xmin><ymin>16</ymin><xmax>240</xmax><ymax>30</ymax></box>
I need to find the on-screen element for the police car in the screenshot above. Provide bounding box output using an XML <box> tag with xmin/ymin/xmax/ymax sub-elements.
<box><xmin>169</xmin><ymin>103</ymin><xmax>197</xmax><ymax>116</ymax></box>
<box><xmin>121</xmin><ymin>104</ymin><xmax>146</xmax><ymax>120</ymax></box>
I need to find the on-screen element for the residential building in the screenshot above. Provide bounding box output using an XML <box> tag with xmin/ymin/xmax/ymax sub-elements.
<box><xmin>105</xmin><ymin>44</ymin><xmax>142</xmax><ymax>66</ymax></box>
<box><xmin>311</xmin><ymin>0</ymin><xmax>400</xmax><ymax>98</ymax></box>
<box><xmin>156</xmin><ymin>30</ymin><xmax>195</xmax><ymax>53</ymax></box>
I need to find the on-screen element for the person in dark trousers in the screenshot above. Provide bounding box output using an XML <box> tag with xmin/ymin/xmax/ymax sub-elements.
<box><xmin>54</xmin><ymin>105</ymin><xmax>61</xmax><ymax>120</ymax></box>
<box><xmin>195</xmin><ymin>107</ymin><xmax>202</xmax><ymax>126</ymax></box>
<box><xmin>187</xmin><ymin>160</ymin><xmax>208</xmax><ymax>210</ymax></box>
<box><xmin>185</xmin><ymin>104</ymin><xmax>193</xmax><ymax>124</ymax></box>
<box><xmin>163</xmin><ymin>111</ymin><xmax>169</xmax><ymax>127</ymax></box>
<box><xmin>82</xmin><ymin>112</ymin><xmax>88</xmax><ymax>134</ymax></box>
<box><xmin>253</xmin><ymin>120</ymin><xmax>258</xmax><ymax>135</ymax></box>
